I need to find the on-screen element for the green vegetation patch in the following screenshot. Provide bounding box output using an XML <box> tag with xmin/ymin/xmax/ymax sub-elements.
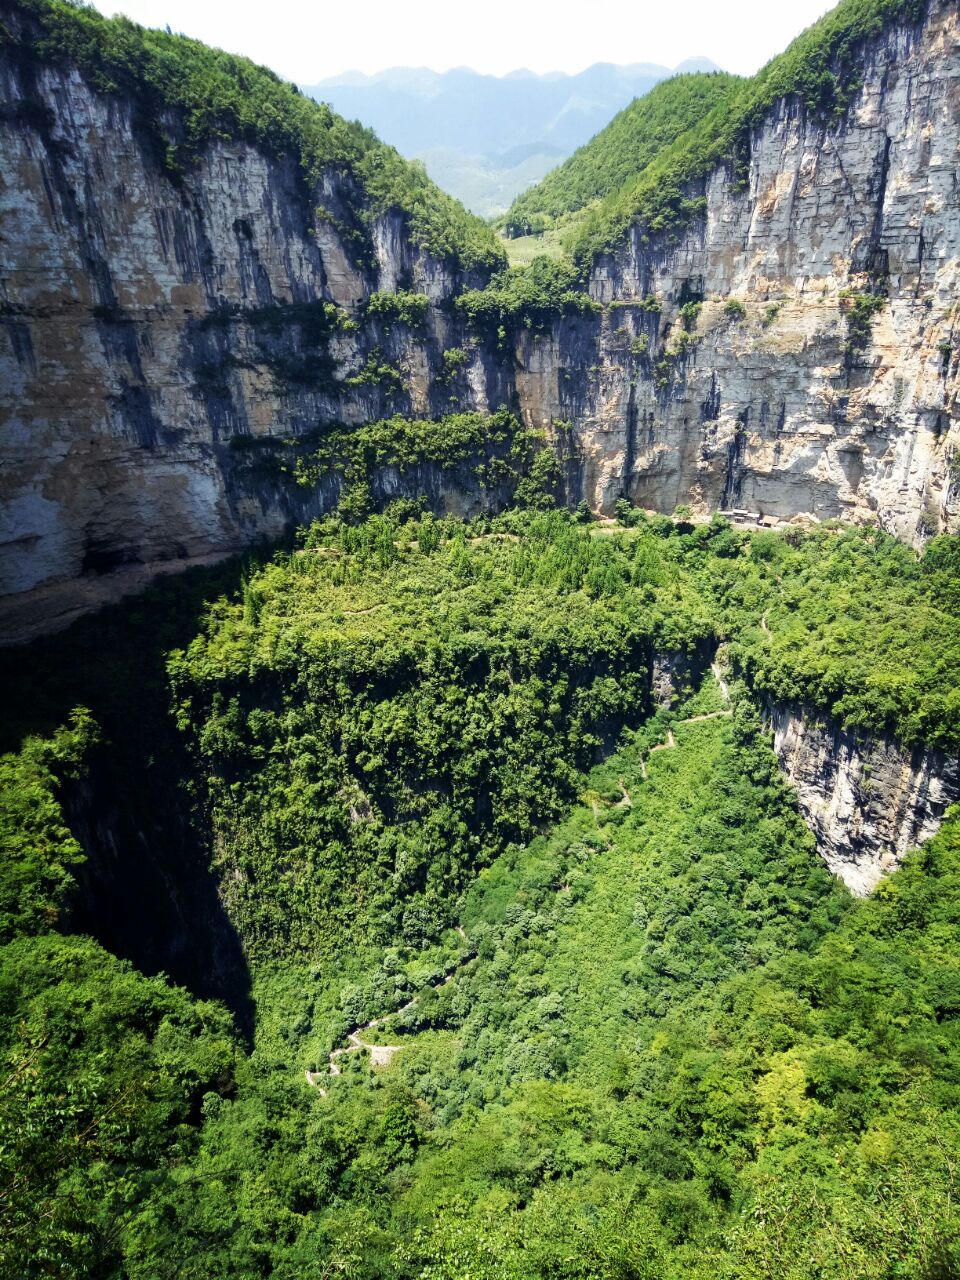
<box><xmin>275</xmin><ymin>408</ymin><xmax>558</xmax><ymax>518</ymax></box>
<box><xmin>501</xmin><ymin>227</ymin><xmax>567</xmax><ymax>267</ymax></box>
<box><xmin>456</xmin><ymin>256</ymin><xmax>601</xmax><ymax>337</ymax></box>
<box><xmin>167</xmin><ymin>511</ymin><xmax>713</xmax><ymax>963</ymax></box>
<box><xmin>840</xmin><ymin>288</ymin><xmax>887</xmax><ymax>356</ymax></box>
<box><xmin>0</xmin><ymin>711</ymin><xmax>95</xmax><ymax>942</ymax></box>
<box><xmin>2</xmin><ymin>509</ymin><xmax>958</xmax><ymax>1276</ymax></box>
<box><xmin>723</xmin><ymin>524</ymin><xmax>960</xmax><ymax>751</ymax></box>
<box><xmin>0</xmin><ymin>703</ymin><xmax>240</xmax><ymax>1275</ymax></box>
<box><xmin>503</xmin><ymin>72</ymin><xmax>741</xmax><ymax>236</ymax></box>
<box><xmin>316</xmin><ymin>709</ymin><xmax>960</xmax><ymax>1277</ymax></box>
<box><xmin>362</xmin><ymin>291</ymin><xmax>431</xmax><ymax>329</ymax></box>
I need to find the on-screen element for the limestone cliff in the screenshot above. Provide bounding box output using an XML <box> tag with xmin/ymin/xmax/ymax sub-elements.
<box><xmin>529</xmin><ymin>0</ymin><xmax>960</xmax><ymax>543</ymax></box>
<box><xmin>0</xmin><ymin>1</ymin><xmax>504</xmax><ymax>638</ymax></box>
<box><xmin>2</xmin><ymin>0</ymin><xmax>960</xmax><ymax>646</ymax></box>
<box><xmin>767</xmin><ymin>700</ymin><xmax>960</xmax><ymax>893</ymax></box>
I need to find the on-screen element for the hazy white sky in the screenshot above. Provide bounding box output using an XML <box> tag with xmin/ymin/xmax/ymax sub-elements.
<box><xmin>87</xmin><ymin>0</ymin><xmax>839</xmax><ymax>82</ymax></box>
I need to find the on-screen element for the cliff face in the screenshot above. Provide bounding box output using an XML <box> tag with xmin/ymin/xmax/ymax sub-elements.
<box><xmin>2</xmin><ymin>0</ymin><xmax>960</xmax><ymax>645</ymax></box>
<box><xmin>0</xmin><ymin>26</ymin><xmax>501</xmax><ymax>639</ymax></box>
<box><xmin>524</xmin><ymin>0</ymin><xmax>960</xmax><ymax>540</ymax></box>
<box><xmin>767</xmin><ymin>701</ymin><xmax>960</xmax><ymax>893</ymax></box>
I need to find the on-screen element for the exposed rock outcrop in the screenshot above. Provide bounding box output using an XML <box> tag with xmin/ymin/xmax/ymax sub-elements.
<box><xmin>1</xmin><ymin>0</ymin><xmax>960</xmax><ymax>644</ymax></box>
<box><xmin>649</xmin><ymin>642</ymin><xmax>716</xmax><ymax>708</ymax></box>
<box><xmin>533</xmin><ymin>0</ymin><xmax>960</xmax><ymax>543</ymax></box>
<box><xmin>767</xmin><ymin>700</ymin><xmax>960</xmax><ymax>893</ymax></box>
<box><xmin>0</xmin><ymin>5</ymin><xmax>502</xmax><ymax>639</ymax></box>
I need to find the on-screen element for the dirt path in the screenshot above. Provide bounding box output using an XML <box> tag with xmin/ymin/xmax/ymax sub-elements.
<box><xmin>649</xmin><ymin>728</ymin><xmax>676</xmax><ymax>754</ymax></box>
<box><xmin>307</xmin><ymin>937</ymin><xmax>472</xmax><ymax>1094</ymax></box>
<box><xmin>308</xmin><ymin>1026</ymin><xmax>411</xmax><ymax>1096</ymax></box>
<box><xmin>640</xmin><ymin>665</ymin><xmax>732</xmax><ymax>771</ymax></box>
<box><xmin>309</xmin><ymin>671</ymin><xmax>735</xmax><ymax>1094</ymax></box>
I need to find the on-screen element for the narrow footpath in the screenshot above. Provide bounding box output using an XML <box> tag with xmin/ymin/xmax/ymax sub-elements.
<box><xmin>309</xmin><ymin>677</ymin><xmax>732</xmax><ymax>1093</ymax></box>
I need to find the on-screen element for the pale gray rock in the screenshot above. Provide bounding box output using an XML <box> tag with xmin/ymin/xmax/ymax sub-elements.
<box><xmin>547</xmin><ymin>0</ymin><xmax>960</xmax><ymax>542</ymax></box>
<box><xmin>767</xmin><ymin>701</ymin><xmax>960</xmax><ymax>893</ymax></box>
<box><xmin>1</xmin><ymin>0</ymin><xmax>959</xmax><ymax>650</ymax></box>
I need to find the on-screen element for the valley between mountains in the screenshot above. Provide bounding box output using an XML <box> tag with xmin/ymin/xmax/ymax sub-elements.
<box><xmin>1</xmin><ymin>1</ymin><xmax>959</xmax><ymax>1276</ymax></box>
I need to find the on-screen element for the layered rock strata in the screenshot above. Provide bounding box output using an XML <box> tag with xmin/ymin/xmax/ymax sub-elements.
<box><xmin>1</xmin><ymin>0</ymin><xmax>959</xmax><ymax>644</ymax></box>
<box><xmin>535</xmin><ymin>0</ymin><xmax>960</xmax><ymax>544</ymax></box>
<box><xmin>768</xmin><ymin>700</ymin><xmax>959</xmax><ymax>893</ymax></box>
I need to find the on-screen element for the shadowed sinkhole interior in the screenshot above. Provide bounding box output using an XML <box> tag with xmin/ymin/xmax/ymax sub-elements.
<box><xmin>3</xmin><ymin>504</ymin><xmax>960</xmax><ymax>1278</ymax></box>
<box><xmin>2</xmin><ymin>0</ymin><xmax>960</xmax><ymax>1274</ymax></box>
<box><xmin>0</xmin><ymin>555</ymin><xmax>257</xmax><ymax>1035</ymax></box>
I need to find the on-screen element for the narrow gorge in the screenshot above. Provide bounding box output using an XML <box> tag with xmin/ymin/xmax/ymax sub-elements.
<box><xmin>1</xmin><ymin>2</ymin><xmax>960</xmax><ymax>1275</ymax></box>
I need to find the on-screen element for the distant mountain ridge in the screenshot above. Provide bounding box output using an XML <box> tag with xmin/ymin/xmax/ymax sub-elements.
<box><xmin>304</xmin><ymin>60</ymin><xmax>723</xmax><ymax>216</ymax></box>
<box><xmin>503</xmin><ymin>71</ymin><xmax>742</xmax><ymax>236</ymax></box>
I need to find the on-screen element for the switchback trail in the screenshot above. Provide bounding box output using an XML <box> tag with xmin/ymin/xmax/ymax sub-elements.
<box><xmin>310</xmin><ymin>677</ymin><xmax>733</xmax><ymax>1091</ymax></box>
<box><xmin>639</xmin><ymin>666</ymin><xmax>731</xmax><ymax>778</ymax></box>
<box><xmin>306</xmin><ymin>940</ymin><xmax>472</xmax><ymax>1094</ymax></box>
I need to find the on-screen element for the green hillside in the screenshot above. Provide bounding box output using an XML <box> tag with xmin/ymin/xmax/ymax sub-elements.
<box><xmin>3</xmin><ymin>502</ymin><xmax>960</xmax><ymax>1275</ymax></box>
<box><xmin>502</xmin><ymin>72</ymin><xmax>741</xmax><ymax>237</ymax></box>
<box><xmin>567</xmin><ymin>0</ymin><xmax>926</xmax><ymax>267</ymax></box>
<box><xmin>2</xmin><ymin>0</ymin><xmax>958</xmax><ymax>1275</ymax></box>
<box><xmin>9</xmin><ymin>0</ymin><xmax>505</xmax><ymax>273</ymax></box>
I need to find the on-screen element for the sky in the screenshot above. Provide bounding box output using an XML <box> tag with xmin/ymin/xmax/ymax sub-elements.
<box><xmin>86</xmin><ymin>0</ymin><xmax>839</xmax><ymax>83</ymax></box>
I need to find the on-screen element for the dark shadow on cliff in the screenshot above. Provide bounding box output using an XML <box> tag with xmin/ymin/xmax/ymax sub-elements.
<box><xmin>0</xmin><ymin>550</ymin><xmax>281</xmax><ymax>1040</ymax></box>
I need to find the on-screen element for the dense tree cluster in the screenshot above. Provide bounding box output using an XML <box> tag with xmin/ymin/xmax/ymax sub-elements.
<box><xmin>1</xmin><ymin>503</ymin><xmax>958</xmax><ymax>1276</ymax></box>
<box><xmin>456</xmin><ymin>257</ymin><xmax>601</xmax><ymax>335</ymax></box>
<box><xmin>0</xmin><ymin>718</ymin><xmax>239</xmax><ymax>1277</ymax></box>
<box><xmin>700</xmin><ymin>521</ymin><xmax>960</xmax><ymax>751</ymax></box>
<box><xmin>285</xmin><ymin>408</ymin><xmax>549</xmax><ymax>509</ymax></box>
<box><xmin>166</xmin><ymin>511</ymin><xmax>711</xmax><ymax>961</ymax></box>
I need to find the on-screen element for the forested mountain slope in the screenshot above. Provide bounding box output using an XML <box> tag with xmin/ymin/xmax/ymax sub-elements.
<box><xmin>305</xmin><ymin>62</ymin><xmax>719</xmax><ymax>217</ymax></box>
<box><xmin>501</xmin><ymin>71</ymin><xmax>741</xmax><ymax>235</ymax></box>
<box><xmin>561</xmin><ymin>0</ymin><xmax>933</xmax><ymax>266</ymax></box>
<box><xmin>494</xmin><ymin>0</ymin><xmax>960</xmax><ymax>547</ymax></box>
<box><xmin>1</xmin><ymin>508</ymin><xmax>959</xmax><ymax>1275</ymax></box>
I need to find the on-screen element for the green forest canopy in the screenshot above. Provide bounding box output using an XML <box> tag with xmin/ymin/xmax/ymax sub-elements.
<box><xmin>2</xmin><ymin>507</ymin><xmax>959</xmax><ymax>1276</ymax></box>
<box><xmin>566</xmin><ymin>0</ymin><xmax>927</xmax><ymax>266</ymax></box>
<box><xmin>502</xmin><ymin>72</ymin><xmax>741</xmax><ymax>237</ymax></box>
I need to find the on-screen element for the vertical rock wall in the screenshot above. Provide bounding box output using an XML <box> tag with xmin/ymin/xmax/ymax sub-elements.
<box><xmin>2</xmin><ymin>0</ymin><xmax>960</xmax><ymax>644</ymax></box>
<box><xmin>0</xmin><ymin>42</ymin><xmax>498</xmax><ymax>638</ymax></box>
<box><xmin>767</xmin><ymin>701</ymin><xmax>959</xmax><ymax>893</ymax></box>
<box><xmin>524</xmin><ymin>0</ymin><xmax>960</xmax><ymax>541</ymax></box>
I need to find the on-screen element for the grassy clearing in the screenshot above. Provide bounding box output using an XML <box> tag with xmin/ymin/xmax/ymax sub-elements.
<box><xmin>502</xmin><ymin>227</ymin><xmax>568</xmax><ymax>266</ymax></box>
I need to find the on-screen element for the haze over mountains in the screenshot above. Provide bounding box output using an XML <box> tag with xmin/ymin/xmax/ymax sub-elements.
<box><xmin>305</xmin><ymin>59</ymin><xmax>722</xmax><ymax>216</ymax></box>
